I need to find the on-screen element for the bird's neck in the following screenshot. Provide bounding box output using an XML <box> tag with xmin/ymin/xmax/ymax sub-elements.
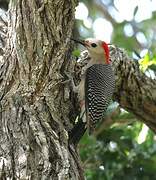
<box><xmin>90</xmin><ymin>52</ymin><xmax>109</xmax><ymax>65</ymax></box>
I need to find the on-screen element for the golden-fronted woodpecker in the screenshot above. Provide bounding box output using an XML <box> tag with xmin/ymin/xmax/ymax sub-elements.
<box><xmin>72</xmin><ymin>38</ymin><xmax>115</xmax><ymax>134</ymax></box>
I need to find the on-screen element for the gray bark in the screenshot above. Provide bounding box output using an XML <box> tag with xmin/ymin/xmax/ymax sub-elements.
<box><xmin>0</xmin><ymin>0</ymin><xmax>85</xmax><ymax>179</ymax></box>
<box><xmin>0</xmin><ymin>0</ymin><xmax>156</xmax><ymax>179</ymax></box>
<box><xmin>110</xmin><ymin>46</ymin><xmax>156</xmax><ymax>131</ymax></box>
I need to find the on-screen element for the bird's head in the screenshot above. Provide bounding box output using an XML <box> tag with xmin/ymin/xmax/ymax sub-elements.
<box><xmin>71</xmin><ymin>38</ymin><xmax>110</xmax><ymax>64</ymax></box>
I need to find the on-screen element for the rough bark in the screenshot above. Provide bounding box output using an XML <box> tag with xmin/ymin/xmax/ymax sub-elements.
<box><xmin>0</xmin><ymin>0</ymin><xmax>86</xmax><ymax>179</ymax></box>
<box><xmin>0</xmin><ymin>0</ymin><xmax>156</xmax><ymax>179</ymax></box>
<box><xmin>110</xmin><ymin>46</ymin><xmax>156</xmax><ymax>131</ymax></box>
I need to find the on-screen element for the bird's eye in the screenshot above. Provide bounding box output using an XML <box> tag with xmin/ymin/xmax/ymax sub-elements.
<box><xmin>91</xmin><ymin>43</ymin><xmax>97</xmax><ymax>48</ymax></box>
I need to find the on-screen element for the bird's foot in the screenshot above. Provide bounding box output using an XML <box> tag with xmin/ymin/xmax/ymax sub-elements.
<box><xmin>62</xmin><ymin>72</ymin><xmax>78</xmax><ymax>93</ymax></box>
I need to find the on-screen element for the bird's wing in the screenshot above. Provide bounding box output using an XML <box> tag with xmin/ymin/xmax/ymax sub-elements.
<box><xmin>85</xmin><ymin>64</ymin><xmax>115</xmax><ymax>134</ymax></box>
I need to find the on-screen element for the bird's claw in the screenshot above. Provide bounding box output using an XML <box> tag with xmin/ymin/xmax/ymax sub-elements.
<box><xmin>62</xmin><ymin>72</ymin><xmax>79</xmax><ymax>93</ymax></box>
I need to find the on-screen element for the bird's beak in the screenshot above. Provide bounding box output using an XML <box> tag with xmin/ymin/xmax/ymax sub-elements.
<box><xmin>71</xmin><ymin>38</ymin><xmax>87</xmax><ymax>47</ymax></box>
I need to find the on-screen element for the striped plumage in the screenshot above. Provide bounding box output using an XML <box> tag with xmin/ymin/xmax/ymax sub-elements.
<box><xmin>85</xmin><ymin>64</ymin><xmax>115</xmax><ymax>134</ymax></box>
<box><xmin>71</xmin><ymin>37</ymin><xmax>115</xmax><ymax>135</ymax></box>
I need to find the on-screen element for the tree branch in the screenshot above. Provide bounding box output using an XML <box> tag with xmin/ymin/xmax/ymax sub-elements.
<box><xmin>93</xmin><ymin>0</ymin><xmax>117</xmax><ymax>26</ymax></box>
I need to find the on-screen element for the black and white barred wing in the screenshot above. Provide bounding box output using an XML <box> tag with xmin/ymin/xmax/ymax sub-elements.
<box><xmin>85</xmin><ymin>64</ymin><xmax>115</xmax><ymax>134</ymax></box>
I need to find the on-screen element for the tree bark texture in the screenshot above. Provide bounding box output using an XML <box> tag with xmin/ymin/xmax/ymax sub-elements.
<box><xmin>0</xmin><ymin>0</ymin><xmax>156</xmax><ymax>179</ymax></box>
<box><xmin>110</xmin><ymin>46</ymin><xmax>156</xmax><ymax>132</ymax></box>
<box><xmin>0</xmin><ymin>0</ymin><xmax>86</xmax><ymax>179</ymax></box>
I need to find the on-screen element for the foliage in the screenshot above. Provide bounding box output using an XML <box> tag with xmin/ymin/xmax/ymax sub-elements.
<box><xmin>139</xmin><ymin>52</ymin><xmax>156</xmax><ymax>72</ymax></box>
<box><xmin>79</xmin><ymin>120</ymin><xmax>156</xmax><ymax>180</ymax></box>
<box><xmin>72</xmin><ymin>49</ymin><xmax>81</xmax><ymax>58</ymax></box>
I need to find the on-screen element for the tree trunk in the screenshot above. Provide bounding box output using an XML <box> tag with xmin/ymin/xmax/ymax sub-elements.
<box><xmin>1</xmin><ymin>0</ymin><xmax>156</xmax><ymax>179</ymax></box>
<box><xmin>0</xmin><ymin>0</ymin><xmax>85</xmax><ymax>179</ymax></box>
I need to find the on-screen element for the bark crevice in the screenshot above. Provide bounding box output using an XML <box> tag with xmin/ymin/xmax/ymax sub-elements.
<box><xmin>0</xmin><ymin>0</ymin><xmax>85</xmax><ymax>179</ymax></box>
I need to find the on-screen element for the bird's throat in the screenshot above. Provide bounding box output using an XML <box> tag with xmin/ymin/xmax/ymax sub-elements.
<box><xmin>90</xmin><ymin>52</ymin><xmax>108</xmax><ymax>65</ymax></box>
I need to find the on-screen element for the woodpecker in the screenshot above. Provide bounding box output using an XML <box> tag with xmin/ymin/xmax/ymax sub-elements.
<box><xmin>72</xmin><ymin>38</ymin><xmax>115</xmax><ymax>134</ymax></box>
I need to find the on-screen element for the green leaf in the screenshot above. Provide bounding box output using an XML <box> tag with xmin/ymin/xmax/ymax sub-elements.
<box><xmin>139</xmin><ymin>52</ymin><xmax>156</xmax><ymax>71</ymax></box>
<box><xmin>72</xmin><ymin>49</ymin><xmax>81</xmax><ymax>57</ymax></box>
<box><xmin>139</xmin><ymin>52</ymin><xmax>150</xmax><ymax>71</ymax></box>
